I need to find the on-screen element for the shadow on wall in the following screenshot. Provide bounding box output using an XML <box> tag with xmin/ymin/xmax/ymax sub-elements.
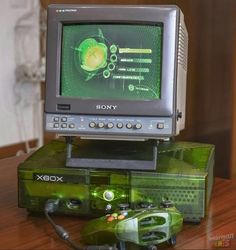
<box><xmin>190</xmin><ymin>130</ymin><xmax>231</xmax><ymax>179</ymax></box>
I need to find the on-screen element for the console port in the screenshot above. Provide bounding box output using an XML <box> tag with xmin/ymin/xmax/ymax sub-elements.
<box><xmin>67</xmin><ymin>199</ymin><xmax>82</xmax><ymax>210</ymax></box>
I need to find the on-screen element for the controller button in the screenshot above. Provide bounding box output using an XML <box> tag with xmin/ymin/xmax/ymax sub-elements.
<box><xmin>122</xmin><ymin>211</ymin><xmax>128</xmax><ymax>217</ymax></box>
<box><xmin>111</xmin><ymin>213</ymin><xmax>118</xmax><ymax>218</ymax></box>
<box><xmin>118</xmin><ymin>214</ymin><xmax>125</xmax><ymax>220</ymax></box>
<box><xmin>107</xmin><ymin>216</ymin><xmax>115</xmax><ymax>222</ymax></box>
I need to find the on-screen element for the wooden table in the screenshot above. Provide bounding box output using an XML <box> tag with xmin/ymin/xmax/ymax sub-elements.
<box><xmin>0</xmin><ymin>155</ymin><xmax>236</xmax><ymax>249</ymax></box>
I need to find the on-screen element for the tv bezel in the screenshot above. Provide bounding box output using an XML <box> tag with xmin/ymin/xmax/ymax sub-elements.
<box><xmin>45</xmin><ymin>5</ymin><xmax>180</xmax><ymax>117</ymax></box>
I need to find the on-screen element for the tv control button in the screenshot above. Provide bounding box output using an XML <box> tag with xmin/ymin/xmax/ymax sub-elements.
<box><xmin>69</xmin><ymin>123</ymin><xmax>75</xmax><ymax>129</ymax></box>
<box><xmin>103</xmin><ymin>190</ymin><xmax>114</xmax><ymax>201</ymax></box>
<box><xmin>53</xmin><ymin>123</ymin><xmax>59</xmax><ymax>128</ymax></box>
<box><xmin>107</xmin><ymin>122</ymin><xmax>114</xmax><ymax>129</ymax></box>
<box><xmin>53</xmin><ymin>117</ymin><xmax>59</xmax><ymax>122</ymax></box>
<box><xmin>61</xmin><ymin>117</ymin><xmax>67</xmax><ymax>122</ymax></box>
<box><xmin>117</xmin><ymin>122</ymin><xmax>123</xmax><ymax>129</ymax></box>
<box><xmin>61</xmin><ymin>123</ymin><xmax>67</xmax><ymax>128</ymax></box>
<box><xmin>157</xmin><ymin>123</ymin><xmax>164</xmax><ymax>129</ymax></box>
<box><xmin>134</xmin><ymin>123</ymin><xmax>142</xmax><ymax>129</ymax></box>
<box><xmin>126</xmin><ymin>123</ymin><xmax>133</xmax><ymax>129</ymax></box>
<box><xmin>89</xmin><ymin>122</ymin><xmax>96</xmax><ymax>128</ymax></box>
<box><xmin>98</xmin><ymin>122</ymin><xmax>105</xmax><ymax>128</ymax></box>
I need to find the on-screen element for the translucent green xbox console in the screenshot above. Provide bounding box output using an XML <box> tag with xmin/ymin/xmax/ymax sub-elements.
<box><xmin>18</xmin><ymin>140</ymin><xmax>214</xmax><ymax>222</ymax></box>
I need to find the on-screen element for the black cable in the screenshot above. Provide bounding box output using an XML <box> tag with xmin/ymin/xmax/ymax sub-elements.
<box><xmin>44</xmin><ymin>209</ymin><xmax>81</xmax><ymax>249</ymax></box>
<box><xmin>44</xmin><ymin>199</ymin><xmax>118</xmax><ymax>250</ymax></box>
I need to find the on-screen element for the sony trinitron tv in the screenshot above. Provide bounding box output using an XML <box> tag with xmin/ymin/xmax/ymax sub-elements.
<box><xmin>45</xmin><ymin>5</ymin><xmax>188</xmax><ymax>140</ymax></box>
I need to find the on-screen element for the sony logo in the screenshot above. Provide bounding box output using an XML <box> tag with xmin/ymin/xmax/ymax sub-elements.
<box><xmin>96</xmin><ymin>105</ymin><xmax>118</xmax><ymax>110</ymax></box>
<box><xmin>35</xmin><ymin>174</ymin><xmax>63</xmax><ymax>183</ymax></box>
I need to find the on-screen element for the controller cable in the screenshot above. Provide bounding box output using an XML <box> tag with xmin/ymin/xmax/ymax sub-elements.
<box><xmin>44</xmin><ymin>199</ymin><xmax>117</xmax><ymax>250</ymax></box>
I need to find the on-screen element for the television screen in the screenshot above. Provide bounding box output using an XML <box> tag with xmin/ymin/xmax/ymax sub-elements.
<box><xmin>61</xmin><ymin>24</ymin><xmax>163</xmax><ymax>101</ymax></box>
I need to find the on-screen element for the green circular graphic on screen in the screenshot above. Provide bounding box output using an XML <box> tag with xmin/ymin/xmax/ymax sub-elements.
<box><xmin>110</xmin><ymin>44</ymin><xmax>117</xmax><ymax>53</ymax></box>
<box><xmin>110</xmin><ymin>54</ymin><xmax>117</xmax><ymax>63</ymax></box>
<box><xmin>78</xmin><ymin>38</ymin><xmax>108</xmax><ymax>72</ymax></box>
<box><xmin>128</xmin><ymin>84</ymin><xmax>135</xmax><ymax>91</ymax></box>
<box><xmin>108</xmin><ymin>63</ymin><xmax>115</xmax><ymax>71</ymax></box>
<box><xmin>103</xmin><ymin>69</ymin><xmax>110</xmax><ymax>78</ymax></box>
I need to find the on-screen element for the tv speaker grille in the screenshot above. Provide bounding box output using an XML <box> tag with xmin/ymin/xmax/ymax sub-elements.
<box><xmin>178</xmin><ymin>23</ymin><xmax>188</xmax><ymax>71</ymax></box>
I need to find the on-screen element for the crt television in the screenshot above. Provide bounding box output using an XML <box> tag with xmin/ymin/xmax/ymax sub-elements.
<box><xmin>45</xmin><ymin>5</ymin><xmax>188</xmax><ymax>140</ymax></box>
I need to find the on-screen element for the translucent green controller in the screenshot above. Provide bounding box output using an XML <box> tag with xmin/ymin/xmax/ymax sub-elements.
<box><xmin>81</xmin><ymin>202</ymin><xmax>183</xmax><ymax>248</ymax></box>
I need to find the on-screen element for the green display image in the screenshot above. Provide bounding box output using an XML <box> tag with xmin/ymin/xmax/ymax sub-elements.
<box><xmin>77</xmin><ymin>38</ymin><xmax>108</xmax><ymax>72</ymax></box>
<box><xmin>61</xmin><ymin>24</ymin><xmax>163</xmax><ymax>100</ymax></box>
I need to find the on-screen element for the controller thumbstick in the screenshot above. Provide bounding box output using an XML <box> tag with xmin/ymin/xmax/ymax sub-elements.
<box><xmin>118</xmin><ymin>203</ymin><xmax>130</xmax><ymax>211</ymax></box>
<box><xmin>160</xmin><ymin>200</ymin><xmax>174</xmax><ymax>208</ymax></box>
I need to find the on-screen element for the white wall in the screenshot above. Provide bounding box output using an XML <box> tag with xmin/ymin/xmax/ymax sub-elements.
<box><xmin>0</xmin><ymin>0</ymin><xmax>40</xmax><ymax>147</ymax></box>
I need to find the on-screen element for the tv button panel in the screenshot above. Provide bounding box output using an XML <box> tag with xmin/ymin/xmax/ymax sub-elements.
<box><xmin>46</xmin><ymin>114</ymin><xmax>172</xmax><ymax>136</ymax></box>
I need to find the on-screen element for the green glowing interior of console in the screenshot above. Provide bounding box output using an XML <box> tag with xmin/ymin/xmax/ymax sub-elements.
<box><xmin>61</xmin><ymin>24</ymin><xmax>163</xmax><ymax>100</ymax></box>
